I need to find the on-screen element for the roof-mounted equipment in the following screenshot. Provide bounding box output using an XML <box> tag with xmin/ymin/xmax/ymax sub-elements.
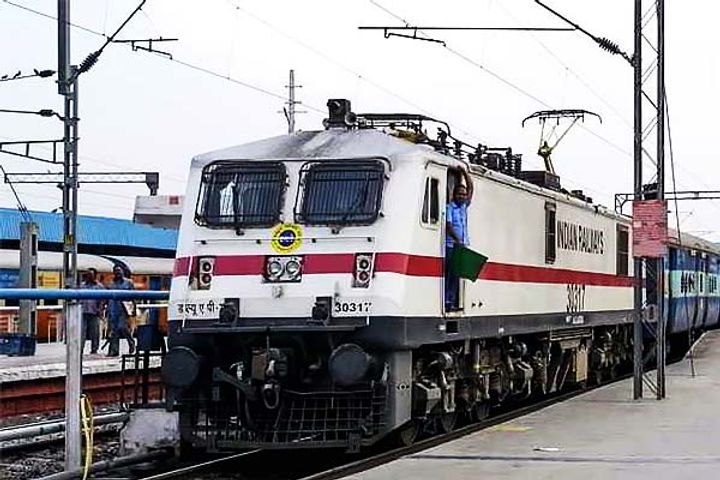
<box><xmin>323</xmin><ymin>99</ymin><xmax>357</xmax><ymax>129</ymax></box>
<box><xmin>522</xmin><ymin>109</ymin><xmax>602</xmax><ymax>175</ymax></box>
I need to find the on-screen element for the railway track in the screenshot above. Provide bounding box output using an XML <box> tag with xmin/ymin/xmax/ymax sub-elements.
<box><xmin>17</xmin><ymin>344</ymin><xmax>691</xmax><ymax>480</ymax></box>
<box><xmin>297</xmin><ymin>378</ymin><xmax>630</xmax><ymax>480</ymax></box>
<box><xmin>128</xmin><ymin>375</ymin><xmax>627</xmax><ymax>480</ymax></box>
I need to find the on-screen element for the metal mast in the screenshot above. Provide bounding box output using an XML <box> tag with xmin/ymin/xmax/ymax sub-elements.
<box><xmin>631</xmin><ymin>0</ymin><xmax>644</xmax><ymax>402</ymax></box>
<box><xmin>288</xmin><ymin>69</ymin><xmax>296</xmax><ymax>133</ymax></box>
<box><xmin>57</xmin><ymin>2</ymin><xmax>82</xmax><ymax>471</ymax></box>
<box><xmin>58</xmin><ymin>0</ymin><xmax>78</xmax><ymax>293</ymax></box>
<box><xmin>632</xmin><ymin>0</ymin><xmax>667</xmax><ymax>400</ymax></box>
<box><xmin>283</xmin><ymin>69</ymin><xmax>304</xmax><ymax>134</ymax></box>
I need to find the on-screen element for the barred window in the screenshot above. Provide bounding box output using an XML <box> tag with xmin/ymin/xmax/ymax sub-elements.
<box><xmin>296</xmin><ymin>161</ymin><xmax>385</xmax><ymax>226</ymax></box>
<box><xmin>422</xmin><ymin>177</ymin><xmax>440</xmax><ymax>225</ymax></box>
<box><xmin>195</xmin><ymin>161</ymin><xmax>286</xmax><ymax>228</ymax></box>
<box><xmin>545</xmin><ymin>202</ymin><xmax>556</xmax><ymax>264</ymax></box>
<box><xmin>616</xmin><ymin>224</ymin><xmax>629</xmax><ymax>275</ymax></box>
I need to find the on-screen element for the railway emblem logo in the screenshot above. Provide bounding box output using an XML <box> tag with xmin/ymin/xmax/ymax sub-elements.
<box><xmin>271</xmin><ymin>223</ymin><xmax>303</xmax><ymax>254</ymax></box>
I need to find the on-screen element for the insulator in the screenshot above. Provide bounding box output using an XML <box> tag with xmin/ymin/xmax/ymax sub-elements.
<box><xmin>597</xmin><ymin>37</ymin><xmax>623</xmax><ymax>56</ymax></box>
<box><xmin>78</xmin><ymin>50</ymin><xmax>101</xmax><ymax>74</ymax></box>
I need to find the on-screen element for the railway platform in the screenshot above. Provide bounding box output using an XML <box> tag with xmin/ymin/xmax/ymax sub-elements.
<box><xmin>0</xmin><ymin>342</ymin><xmax>162</xmax><ymax>419</ymax></box>
<box><xmin>349</xmin><ymin>330</ymin><xmax>720</xmax><ymax>480</ymax></box>
<box><xmin>0</xmin><ymin>341</ymin><xmax>154</xmax><ymax>382</ymax></box>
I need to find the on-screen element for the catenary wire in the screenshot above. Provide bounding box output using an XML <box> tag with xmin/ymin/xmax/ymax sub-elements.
<box><xmin>223</xmin><ymin>0</ymin><xmax>485</xmax><ymax>143</ymax></box>
<box><xmin>494</xmin><ymin>2</ymin><xmax>633</xmax><ymax>129</ymax></box>
<box><xmin>367</xmin><ymin>0</ymin><xmax>632</xmax><ymax>158</ymax></box>
<box><xmin>223</xmin><ymin>0</ymin><xmax>620</xmax><ymax>204</ymax></box>
<box><xmin>0</xmin><ymin>0</ymin><xmax>324</xmax><ymax>115</ymax></box>
<box><xmin>0</xmin><ymin>164</ymin><xmax>32</xmax><ymax>221</ymax></box>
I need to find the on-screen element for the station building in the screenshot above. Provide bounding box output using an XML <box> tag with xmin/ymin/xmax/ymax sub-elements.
<box><xmin>0</xmin><ymin>207</ymin><xmax>178</xmax><ymax>341</ymax></box>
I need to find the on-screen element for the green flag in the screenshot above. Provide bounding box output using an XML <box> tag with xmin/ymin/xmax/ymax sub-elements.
<box><xmin>450</xmin><ymin>246</ymin><xmax>489</xmax><ymax>282</ymax></box>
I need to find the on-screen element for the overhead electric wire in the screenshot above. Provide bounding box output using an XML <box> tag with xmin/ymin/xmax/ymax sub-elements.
<box><xmin>664</xmin><ymin>89</ymin><xmax>696</xmax><ymax>377</ymax></box>
<box><xmin>224</xmin><ymin>0</ymin><xmax>485</xmax><ymax>143</ymax></box>
<box><xmin>0</xmin><ymin>0</ymin><xmax>323</xmax><ymax>114</ymax></box>
<box><xmin>0</xmin><ymin>179</ymin><xmax>153</xmax><ymax>214</ymax></box>
<box><xmin>0</xmin><ymin>68</ymin><xmax>55</xmax><ymax>83</ymax></box>
<box><xmin>367</xmin><ymin>0</ymin><xmax>631</xmax><ymax>158</ymax></box>
<box><xmin>0</xmin><ymin>132</ymin><xmax>186</xmax><ymax>186</ymax></box>
<box><xmin>0</xmin><ymin>164</ymin><xmax>32</xmax><ymax>222</ymax></box>
<box><xmin>494</xmin><ymin>3</ymin><xmax>633</xmax><ymax>129</ymax></box>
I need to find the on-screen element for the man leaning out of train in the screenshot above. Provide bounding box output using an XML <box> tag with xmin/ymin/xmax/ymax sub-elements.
<box><xmin>445</xmin><ymin>168</ymin><xmax>474</xmax><ymax>311</ymax></box>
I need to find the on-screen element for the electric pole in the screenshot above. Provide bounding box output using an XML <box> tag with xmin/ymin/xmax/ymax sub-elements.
<box><xmin>531</xmin><ymin>0</ymin><xmax>667</xmax><ymax>401</ymax></box>
<box><xmin>55</xmin><ymin>0</ymin><xmax>167</xmax><ymax>470</ymax></box>
<box><xmin>58</xmin><ymin>0</ymin><xmax>78</xmax><ymax>294</ymax></box>
<box><xmin>631</xmin><ymin>0</ymin><xmax>667</xmax><ymax>401</ymax></box>
<box><xmin>283</xmin><ymin>69</ymin><xmax>304</xmax><ymax>133</ymax></box>
<box><xmin>57</xmin><ymin>2</ymin><xmax>82</xmax><ymax>471</ymax></box>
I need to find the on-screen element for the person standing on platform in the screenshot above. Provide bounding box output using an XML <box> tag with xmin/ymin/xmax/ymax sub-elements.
<box><xmin>106</xmin><ymin>265</ymin><xmax>136</xmax><ymax>357</ymax></box>
<box><xmin>80</xmin><ymin>268</ymin><xmax>104</xmax><ymax>354</ymax></box>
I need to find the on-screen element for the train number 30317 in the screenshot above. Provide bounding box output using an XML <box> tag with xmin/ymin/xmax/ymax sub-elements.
<box><xmin>333</xmin><ymin>300</ymin><xmax>372</xmax><ymax>316</ymax></box>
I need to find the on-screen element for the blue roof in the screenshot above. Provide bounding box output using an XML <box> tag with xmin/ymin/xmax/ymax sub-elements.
<box><xmin>0</xmin><ymin>208</ymin><xmax>177</xmax><ymax>252</ymax></box>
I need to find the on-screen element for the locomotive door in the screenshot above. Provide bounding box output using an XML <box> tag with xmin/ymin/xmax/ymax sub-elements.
<box><xmin>420</xmin><ymin>164</ymin><xmax>450</xmax><ymax>314</ymax></box>
<box><xmin>443</xmin><ymin>167</ymin><xmax>468</xmax><ymax>314</ymax></box>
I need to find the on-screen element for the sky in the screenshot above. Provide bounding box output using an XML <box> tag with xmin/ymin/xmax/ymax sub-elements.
<box><xmin>0</xmin><ymin>0</ymin><xmax>718</xmax><ymax>241</ymax></box>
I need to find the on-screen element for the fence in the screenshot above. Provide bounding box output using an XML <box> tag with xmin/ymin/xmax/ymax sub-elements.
<box><xmin>0</xmin><ymin>302</ymin><xmax>169</xmax><ymax>343</ymax></box>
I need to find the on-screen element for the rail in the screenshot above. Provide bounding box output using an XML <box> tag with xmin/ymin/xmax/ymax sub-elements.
<box><xmin>0</xmin><ymin>288</ymin><xmax>169</xmax><ymax>475</ymax></box>
<box><xmin>0</xmin><ymin>412</ymin><xmax>129</xmax><ymax>443</ymax></box>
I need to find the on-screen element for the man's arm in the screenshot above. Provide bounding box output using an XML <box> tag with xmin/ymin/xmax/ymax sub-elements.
<box><xmin>463</xmin><ymin>168</ymin><xmax>474</xmax><ymax>200</ymax></box>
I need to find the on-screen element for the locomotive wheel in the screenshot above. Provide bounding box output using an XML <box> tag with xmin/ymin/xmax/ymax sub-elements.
<box><xmin>437</xmin><ymin>411</ymin><xmax>459</xmax><ymax>433</ymax></box>
<box><xmin>470</xmin><ymin>401</ymin><xmax>490</xmax><ymax>422</ymax></box>
<box><xmin>396</xmin><ymin>420</ymin><xmax>421</xmax><ymax>446</ymax></box>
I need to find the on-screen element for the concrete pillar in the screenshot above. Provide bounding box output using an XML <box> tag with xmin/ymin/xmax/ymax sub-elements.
<box><xmin>64</xmin><ymin>301</ymin><xmax>82</xmax><ymax>471</ymax></box>
<box><xmin>18</xmin><ymin>222</ymin><xmax>38</xmax><ymax>335</ymax></box>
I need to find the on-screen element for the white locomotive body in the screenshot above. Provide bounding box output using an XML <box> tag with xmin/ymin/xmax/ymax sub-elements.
<box><xmin>163</xmin><ymin>101</ymin><xmax>635</xmax><ymax>451</ymax></box>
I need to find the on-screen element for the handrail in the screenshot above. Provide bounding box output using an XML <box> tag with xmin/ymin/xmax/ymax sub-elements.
<box><xmin>0</xmin><ymin>303</ymin><xmax>168</xmax><ymax>312</ymax></box>
<box><xmin>0</xmin><ymin>289</ymin><xmax>169</xmax><ymax>300</ymax></box>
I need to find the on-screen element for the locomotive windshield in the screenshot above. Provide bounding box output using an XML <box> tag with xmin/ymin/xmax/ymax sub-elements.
<box><xmin>296</xmin><ymin>160</ymin><xmax>384</xmax><ymax>226</ymax></box>
<box><xmin>195</xmin><ymin>161</ymin><xmax>286</xmax><ymax>228</ymax></box>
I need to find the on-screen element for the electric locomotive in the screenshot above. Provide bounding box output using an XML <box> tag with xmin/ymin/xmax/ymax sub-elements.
<box><xmin>163</xmin><ymin>99</ymin><xmax>651</xmax><ymax>452</ymax></box>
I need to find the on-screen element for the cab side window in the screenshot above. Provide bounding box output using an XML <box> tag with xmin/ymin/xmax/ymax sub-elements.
<box><xmin>545</xmin><ymin>202</ymin><xmax>556</xmax><ymax>264</ymax></box>
<box><xmin>616</xmin><ymin>225</ymin><xmax>629</xmax><ymax>276</ymax></box>
<box><xmin>422</xmin><ymin>177</ymin><xmax>440</xmax><ymax>225</ymax></box>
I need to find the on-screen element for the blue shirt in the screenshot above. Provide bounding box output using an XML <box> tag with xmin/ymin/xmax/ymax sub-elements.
<box><xmin>107</xmin><ymin>278</ymin><xmax>134</xmax><ymax>322</ymax></box>
<box><xmin>80</xmin><ymin>281</ymin><xmax>104</xmax><ymax>315</ymax></box>
<box><xmin>446</xmin><ymin>201</ymin><xmax>469</xmax><ymax>248</ymax></box>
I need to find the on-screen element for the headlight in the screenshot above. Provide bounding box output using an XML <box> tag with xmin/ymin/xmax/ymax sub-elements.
<box><xmin>285</xmin><ymin>260</ymin><xmax>301</xmax><ymax>278</ymax></box>
<box><xmin>264</xmin><ymin>256</ymin><xmax>304</xmax><ymax>283</ymax></box>
<box><xmin>267</xmin><ymin>260</ymin><xmax>283</xmax><ymax>277</ymax></box>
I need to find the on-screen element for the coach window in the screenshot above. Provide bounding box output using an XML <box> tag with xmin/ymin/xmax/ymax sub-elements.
<box><xmin>616</xmin><ymin>225</ymin><xmax>629</xmax><ymax>276</ymax></box>
<box><xmin>422</xmin><ymin>177</ymin><xmax>440</xmax><ymax>225</ymax></box>
<box><xmin>545</xmin><ymin>202</ymin><xmax>556</xmax><ymax>264</ymax></box>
